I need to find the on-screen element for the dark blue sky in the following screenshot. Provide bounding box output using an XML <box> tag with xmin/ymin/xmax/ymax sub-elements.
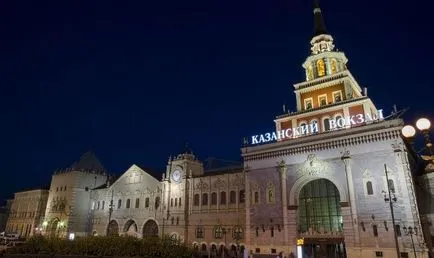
<box><xmin>0</xmin><ymin>0</ymin><xmax>433</xmax><ymax>202</ymax></box>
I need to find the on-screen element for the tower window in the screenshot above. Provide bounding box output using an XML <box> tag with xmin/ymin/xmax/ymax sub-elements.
<box><xmin>317</xmin><ymin>59</ymin><xmax>326</xmax><ymax>77</ymax></box>
<box><xmin>135</xmin><ymin>198</ymin><xmax>140</xmax><ymax>208</ymax></box>
<box><xmin>304</xmin><ymin>98</ymin><xmax>313</xmax><ymax>110</ymax></box>
<box><xmin>126</xmin><ymin>199</ymin><xmax>130</xmax><ymax>209</ymax></box>
<box><xmin>145</xmin><ymin>197</ymin><xmax>149</xmax><ymax>208</ymax></box>
<box><xmin>254</xmin><ymin>192</ymin><xmax>259</xmax><ymax>204</ymax></box>
<box><xmin>331</xmin><ymin>58</ymin><xmax>338</xmax><ymax>74</ymax></box>
<box><xmin>318</xmin><ymin>95</ymin><xmax>327</xmax><ymax>107</ymax></box>
<box><xmin>323</xmin><ymin>118</ymin><xmax>331</xmax><ymax>132</ymax></box>
<box><xmin>373</xmin><ymin>225</ymin><xmax>378</xmax><ymax>237</ymax></box>
<box><xmin>175</xmin><ymin>198</ymin><xmax>178</xmax><ymax>206</ymax></box>
<box><xmin>307</xmin><ymin>65</ymin><xmax>314</xmax><ymax>81</ymax></box>
<box><xmin>170</xmin><ymin>198</ymin><xmax>173</xmax><ymax>207</ymax></box>
<box><xmin>155</xmin><ymin>196</ymin><xmax>161</xmax><ymax>209</ymax></box>
<box><xmin>388</xmin><ymin>179</ymin><xmax>395</xmax><ymax>193</ymax></box>
<box><xmin>117</xmin><ymin>199</ymin><xmax>122</xmax><ymax>209</ymax></box>
<box><xmin>333</xmin><ymin>91</ymin><xmax>342</xmax><ymax>103</ymax></box>
<box><xmin>366</xmin><ymin>181</ymin><xmax>374</xmax><ymax>195</ymax></box>
<box><xmin>179</xmin><ymin>197</ymin><xmax>182</xmax><ymax>206</ymax></box>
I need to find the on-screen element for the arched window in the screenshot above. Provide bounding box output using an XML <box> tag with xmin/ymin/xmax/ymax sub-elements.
<box><xmin>175</xmin><ymin>198</ymin><xmax>178</xmax><ymax>206</ymax></box>
<box><xmin>135</xmin><ymin>198</ymin><xmax>139</xmax><ymax>208</ymax></box>
<box><xmin>171</xmin><ymin>217</ymin><xmax>174</xmax><ymax>225</ymax></box>
<box><xmin>145</xmin><ymin>197</ymin><xmax>149</xmax><ymax>208</ymax></box>
<box><xmin>117</xmin><ymin>199</ymin><xmax>122</xmax><ymax>209</ymax></box>
<box><xmin>211</xmin><ymin>192</ymin><xmax>217</xmax><ymax>205</ymax></box>
<box><xmin>323</xmin><ymin>118</ymin><xmax>331</xmax><ymax>132</ymax></box>
<box><xmin>331</xmin><ymin>58</ymin><xmax>337</xmax><ymax>74</ymax></box>
<box><xmin>193</xmin><ymin>194</ymin><xmax>200</xmax><ymax>206</ymax></box>
<box><xmin>317</xmin><ymin>59</ymin><xmax>326</xmax><ymax>77</ymax></box>
<box><xmin>97</xmin><ymin>201</ymin><xmax>100</xmax><ymax>209</ymax></box>
<box><xmin>230</xmin><ymin>191</ymin><xmax>236</xmax><ymax>204</ymax></box>
<box><xmin>102</xmin><ymin>201</ymin><xmax>105</xmax><ymax>210</ymax></box>
<box><xmin>307</xmin><ymin>65</ymin><xmax>314</xmax><ymax>80</ymax></box>
<box><xmin>220</xmin><ymin>192</ymin><xmax>227</xmax><ymax>205</ymax></box>
<box><xmin>179</xmin><ymin>198</ymin><xmax>182</xmax><ymax>206</ymax></box>
<box><xmin>366</xmin><ymin>181</ymin><xmax>374</xmax><ymax>195</ymax></box>
<box><xmin>239</xmin><ymin>190</ymin><xmax>245</xmax><ymax>203</ymax></box>
<box><xmin>176</xmin><ymin>217</ymin><xmax>179</xmax><ymax>225</ymax></box>
<box><xmin>202</xmin><ymin>193</ymin><xmax>208</xmax><ymax>205</ymax></box>
<box><xmin>170</xmin><ymin>198</ymin><xmax>173</xmax><ymax>207</ymax></box>
<box><xmin>126</xmin><ymin>199</ymin><xmax>130</xmax><ymax>209</ymax></box>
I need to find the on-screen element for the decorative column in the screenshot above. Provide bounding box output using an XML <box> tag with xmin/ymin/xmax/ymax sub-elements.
<box><xmin>341</xmin><ymin>149</ymin><xmax>361</xmax><ymax>257</ymax></box>
<box><xmin>244</xmin><ymin>165</ymin><xmax>251</xmax><ymax>247</ymax></box>
<box><xmin>279</xmin><ymin>161</ymin><xmax>289</xmax><ymax>249</ymax></box>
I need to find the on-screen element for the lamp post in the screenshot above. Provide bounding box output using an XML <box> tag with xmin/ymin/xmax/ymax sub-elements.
<box><xmin>403</xmin><ymin>225</ymin><xmax>418</xmax><ymax>258</ymax></box>
<box><xmin>233</xmin><ymin>227</ymin><xmax>243</xmax><ymax>257</ymax></box>
<box><xmin>402</xmin><ymin>117</ymin><xmax>434</xmax><ymax>171</ymax></box>
<box><xmin>382</xmin><ymin>164</ymin><xmax>400</xmax><ymax>258</ymax></box>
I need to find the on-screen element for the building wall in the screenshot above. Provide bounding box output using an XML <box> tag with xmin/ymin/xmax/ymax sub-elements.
<box><xmin>43</xmin><ymin>170</ymin><xmax>106</xmax><ymax>238</ymax></box>
<box><xmin>244</xmin><ymin>120</ymin><xmax>426</xmax><ymax>257</ymax></box>
<box><xmin>5</xmin><ymin>189</ymin><xmax>48</xmax><ymax>238</ymax></box>
<box><xmin>90</xmin><ymin>165</ymin><xmax>164</xmax><ymax>237</ymax></box>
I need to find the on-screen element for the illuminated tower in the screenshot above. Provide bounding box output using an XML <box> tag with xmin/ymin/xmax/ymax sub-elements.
<box><xmin>274</xmin><ymin>0</ymin><xmax>382</xmax><ymax>139</ymax></box>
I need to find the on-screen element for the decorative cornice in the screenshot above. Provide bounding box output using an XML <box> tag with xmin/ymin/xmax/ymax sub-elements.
<box><xmin>242</xmin><ymin>120</ymin><xmax>403</xmax><ymax>161</ymax></box>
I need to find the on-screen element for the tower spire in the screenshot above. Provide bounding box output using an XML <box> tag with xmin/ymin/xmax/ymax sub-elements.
<box><xmin>313</xmin><ymin>0</ymin><xmax>328</xmax><ymax>36</ymax></box>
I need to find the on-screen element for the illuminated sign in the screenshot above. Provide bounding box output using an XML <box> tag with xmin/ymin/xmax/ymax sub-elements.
<box><xmin>250</xmin><ymin>109</ymin><xmax>384</xmax><ymax>145</ymax></box>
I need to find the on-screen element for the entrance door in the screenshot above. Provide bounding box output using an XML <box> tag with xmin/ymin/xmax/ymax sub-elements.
<box><xmin>298</xmin><ymin>179</ymin><xmax>346</xmax><ymax>258</ymax></box>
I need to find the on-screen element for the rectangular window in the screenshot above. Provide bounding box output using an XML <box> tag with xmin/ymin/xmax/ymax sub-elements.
<box><xmin>304</xmin><ymin>98</ymin><xmax>313</xmax><ymax>110</ymax></box>
<box><xmin>196</xmin><ymin>227</ymin><xmax>204</xmax><ymax>238</ymax></box>
<box><xmin>318</xmin><ymin>94</ymin><xmax>327</xmax><ymax>107</ymax></box>
<box><xmin>271</xmin><ymin>249</ymin><xmax>276</xmax><ymax>254</ymax></box>
<box><xmin>400</xmin><ymin>252</ymin><xmax>409</xmax><ymax>258</ymax></box>
<box><xmin>145</xmin><ymin>197</ymin><xmax>149</xmax><ymax>208</ymax></box>
<box><xmin>255</xmin><ymin>248</ymin><xmax>260</xmax><ymax>253</ymax></box>
<box><xmin>333</xmin><ymin>91</ymin><xmax>343</xmax><ymax>103</ymax></box>
<box><xmin>375</xmin><ymin>251</ymin><xmax>383</xmax><ymax>257</ymax></box>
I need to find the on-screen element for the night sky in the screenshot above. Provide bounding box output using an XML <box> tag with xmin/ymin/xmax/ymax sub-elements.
<box><xmin>0</xmin><ymin>0</ymin><xmax>433</xmax><ymax>203</ymax></box>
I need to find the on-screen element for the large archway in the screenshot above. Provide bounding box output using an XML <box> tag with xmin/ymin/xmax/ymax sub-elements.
<box><xmin>142</xmin><ymin>220</ymin><xmax>158</xmax><ymax>237</ymax></box>
<box><xmin>298</xmin><ymin>178</ymin><xmax>346</xmax><ymax>258</ymax></box>
<box><xmin>107</xmin><ymin>220</ymin><xmax>119</xmax><ymax>236</ymax></box>
<box><xmin>123</xmin><ymin>220</ymin><xmax>138</xmax><ymax>237</ymax></box>
<box><xmin>48</xmin><ymin>218</ymin><xmax>59</xmax><ymax>238</ymax></box>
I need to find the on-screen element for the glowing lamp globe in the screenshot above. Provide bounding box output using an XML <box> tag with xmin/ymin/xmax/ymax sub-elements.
<box><xmin>416</xmin><ymin>118</ymin><xmax>431</xmax><ymax>131</ymax></box>
<box><xmin>401</xmin><ymin>125</ymin><xmax>416</xmax><ymax>138</ymax></box>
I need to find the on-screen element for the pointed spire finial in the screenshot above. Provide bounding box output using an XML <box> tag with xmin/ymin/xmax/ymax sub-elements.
<box><xmin>313</xmin><ymin>0</ymin><xmax>328</xmax><ymax>36</ymax></box>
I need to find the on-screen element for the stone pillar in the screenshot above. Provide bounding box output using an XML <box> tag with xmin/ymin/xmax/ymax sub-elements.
<box><xmin>244</xmin><ymin>166</ymin><xmax>251</xmax><ymax>247</ymax></box>
<box><xmin>279</xmin><ymin>161</ymin><xmax>289</xmax><ymax>250</ymax></box>
<box><xmin>341</xmin><ymin>150</ymin><xmax>361</xmax><ymax>257</ymax></box>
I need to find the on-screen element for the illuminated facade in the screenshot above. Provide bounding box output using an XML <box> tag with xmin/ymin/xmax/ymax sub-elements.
<box><xmin>42</xmin><ymin>151</ymin><xmax>107</xmax><ymax>238</ymax></box>
<box><xmin>5</xmin><ymin>189</ymin><xmax>48</xmax><ymax>238</ymax></box>
<box><xmin>14</xmin><ymin>1</ymin><xmax>428</xmax><ymax>258</ymax></box>
<box><xmin>242</xmin><ymin>1</ymin><xmax>428</xmax><ymax>258</ymax></box>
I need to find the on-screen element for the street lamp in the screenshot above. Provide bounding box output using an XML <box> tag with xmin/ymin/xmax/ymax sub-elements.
<box><xmin>402</xmin><ymin>117</ymin><xmax>434</xmax><ymax>169</ymax></box>
<box><xmin>381</xmin><ymin>164</ymin><xmax>400</xmax><ymax>258</ymax></box>
<box><xmin>403</xmin><ymin>225</ymin><xmax>418</xmax><ymax>258</ymax></box>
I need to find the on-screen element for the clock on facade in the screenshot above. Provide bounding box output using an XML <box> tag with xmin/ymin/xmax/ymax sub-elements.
<box><xmin>171</xmin><ymin>170</ymin><xmax>182</xmax><ymax>183</ymax></box>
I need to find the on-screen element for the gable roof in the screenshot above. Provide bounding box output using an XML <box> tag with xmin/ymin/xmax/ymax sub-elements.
<box><xmin>68</xmin><ymin>151</ymin><xmax>106</xmax><ymax>173</ymax></box>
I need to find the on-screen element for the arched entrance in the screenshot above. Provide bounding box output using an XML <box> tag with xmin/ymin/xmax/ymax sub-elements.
<box><xmin>123</xmin><ymin>220</ymin><xmax>137</xmax><ymax>237</ymax></box>
<box><xmin>48</xmin><ymin>219</ymin><xmax>59</xmax><ymax>238</ymax></box>
<box><xmin>107</xmin><ymin>220</ymin><xmax>119</xmax><ymax>236</ymax></box>
<box><xmin>298</xmin><ymin>179</ymin><xmax>346</xmax><ymax>258</ymax></box>
<box><xmin>142</xmin><ymin>220</ymin><xmax>158</xmax><ymax>237</ymax></box>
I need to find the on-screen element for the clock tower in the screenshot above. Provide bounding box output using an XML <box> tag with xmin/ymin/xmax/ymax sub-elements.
<box><xmin>162</xmin><ymin>145</ymin><xmax>204</xmax><ymax>242</ymax></box>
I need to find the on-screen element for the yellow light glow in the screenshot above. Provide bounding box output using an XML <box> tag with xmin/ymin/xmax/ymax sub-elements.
<box><xmin>42</xmin><ymin>221</ymin><xmax>48</xmax><ymax>227</ymax></box>
<box><xmin>402</xmin><ymin>125</ymin><xmax>416</xmax><ymax>138</ymax></box>
<box><xmin>297</xmin><ymin>238</ymin><xmax>304</xmax><ymax>246</ymax></box>
<box><xmin>416</xmin><ymin>118</ymin><xmax>431</xmax><ymax>131</ymax></box>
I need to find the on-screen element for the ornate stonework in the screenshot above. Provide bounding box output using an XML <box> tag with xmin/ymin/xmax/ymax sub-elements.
<box><xmin>195</xmin><ymin>180</ymin><xmax>209</xmax><ymax>191</ymax></box>
<box><xmin>296</xmin><ymin>154</ymin><xmax>331</xmax><ymax>178</ymax></box>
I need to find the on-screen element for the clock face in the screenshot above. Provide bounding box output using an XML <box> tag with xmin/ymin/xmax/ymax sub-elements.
<box><xmin>172</xmin><ymin>170</ymin><xmax>181</xmax><ymax>183</ymax></box>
